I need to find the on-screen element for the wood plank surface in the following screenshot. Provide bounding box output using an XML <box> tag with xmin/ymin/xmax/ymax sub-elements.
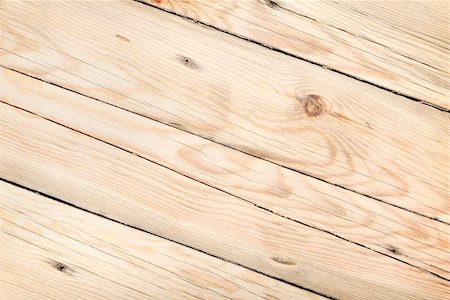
<box><xmin>142</xmin><ymin>0</ymin><xmax>450</xmax><ymax>109</ymax></box>
<box><xmin>2</xmin><ymin>66</ymin><xmax>449</xmax><ymax>279</ymax></box>
<box><xmin>0</xmin><ymin>180</ymin><xmax>319</xmax><ymax>300</ymax></box>
<box><xmin>1</xmin><ymin>0</ymin><xmax>448</xmax><ymax>222</ymax></box>
<box><xmin>1</xmin><ymin>102</ymin><xmax>449</xmax><ymax>299</ymax></box>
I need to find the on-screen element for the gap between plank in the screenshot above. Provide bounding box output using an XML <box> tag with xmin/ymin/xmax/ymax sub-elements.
<box><xmin>1</xmin><ymin>97</ymin><xmax>448</xmax><ymax>282</ymax></box>
<box><xmin>279</xmin><ymin>3</ymin><xmax>447</xmax><ymax>73</ymax></box>
<box><xmin>0</xmin><ymin>178</ymin><xmax>338</xmax><ymax>300</ymax></box>
<box><xmin>132</xmin><ymin>0</ymin><xmax>449</xmax><ymax>113</ymax></box>
<box><xmin>2</xmin><ymin>65</ymin><xmax>448</xmax><ymax>227</ymax></box>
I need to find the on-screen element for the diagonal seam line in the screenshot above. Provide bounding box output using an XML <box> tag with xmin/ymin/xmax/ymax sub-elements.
<box><xmin>2</xmin><ymin>64</ymin><xmax>448</xmax><ymax>227</ymax></box>
<box><xmin>132</xmin><ymin>0</ymin><xmax>449</xmax><ymax>113</ymax></box>
<box><xmin>1</xmin><ymin>97</ymin><xmax>449</xmax><ymax>282</ymax></box>
<box><xmin>280</xmin><ymin>4</ymin><xmax>449</xmax><ymax>73</ymax></box>
<box><xmin>0</xmin><ymin>178</ymin><xmax>337</xmax><ymax>300</ymax></box>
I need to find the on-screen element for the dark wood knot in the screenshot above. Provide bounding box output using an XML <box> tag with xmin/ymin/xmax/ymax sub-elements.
<box><xmin>299</xmin><ymin>94</ymin><xmax>325</xmax><ymax>117</ymax></box>
<box><xmin>264</xmin><ymin>0</ymin><xmax>279</xmax><ymax>8</ymax></box>
<box><xmin>386</xmin><ymin>245</ymin><xmax>403</xmax><ymax>255</ymax></box>
<box><xmin>178</xmin><ymin>55</ymin><xmax>199</xmax><ymax>69</ymax></box>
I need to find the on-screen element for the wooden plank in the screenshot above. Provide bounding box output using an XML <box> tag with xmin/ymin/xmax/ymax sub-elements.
<box><xmin>2</xmin><ymin>66</ymin><xmax>449</xmax><ymax>278</ymax></box>
<box><xmin>1</xmin><ymin>0</ymin><xmax>448</xmax><ymax>220</ymax></box>
<box><xmin>0</xmin><ymin>1</ymin><xmax>450</xmax><ymax>219</ymax></box>
<box><xmin>0</xmin><ymin>181</ymin><xmax>319</xmax><ymax>300</ymax></box>
<box><xmin>0</xmin><ymin>100</ymin><xmax>449</xmax><ymax>299</ymax></box>
<box><xmin>143</xmin><ymin>0</ymin><xmax>450</xmax><ymax>109</ymax></box>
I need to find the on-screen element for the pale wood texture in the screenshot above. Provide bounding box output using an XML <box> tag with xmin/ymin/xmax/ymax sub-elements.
<box><xmin>2</xmin><ymin>67</ymin><xmax>449</xmax><ymax>279</ymax></box>
<box><xmin>1</xmin><ymin>102</ymin><xmax>449</xmax><ymax>299</ymax></box>
<box><xmin>1</xmin><ymin>1</ymin><xmax>449</xmax><ymax>298</ymax></box>
<box><xmin>143</xmin><ymin>0</ymin><xmax>450</xmax><ymax>109</ymax></box>
<box><xmin>1</xmin><ymin>0</ymin><xmax>448</xmax><ymax>222</ymax></box>
<box><xmin>0</xmin><ymin>180</ymin><xmax>318</xmax><ymax>300</ymax></box>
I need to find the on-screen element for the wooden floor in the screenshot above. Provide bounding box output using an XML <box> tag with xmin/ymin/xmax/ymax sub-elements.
<box><xmin>1</xmin><ymin>1</ymin><xmax>449</xmax><ymax>299</ymax></box>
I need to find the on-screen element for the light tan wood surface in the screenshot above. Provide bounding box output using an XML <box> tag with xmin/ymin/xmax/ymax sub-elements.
<box><xmin>1</xmin><ymin>0</ymin><xmax>448</xmax><ymax>221</ymax></box>
<box><xmin>1</xmin><ymin>180</ymin><xmax>320</xmax><ymax>300</ymax></box>
<box><xmin>2</xmin><ymin>67</ymin><xmax>449</xmax><ymax>279</ymax></box>
<box><xmin>1</xmin><ymin>0</ymin><xmax>448</xmax><ymax>299</ymax></box>
<box><xmin>142</xmin><ymin>0</ymin><xmax>450</xmax><ymax>109</ymax></box>
<box><xmin>1</xmin><ymin>102</ymin><xmax>449</xmax><ymax>299</ymax></box>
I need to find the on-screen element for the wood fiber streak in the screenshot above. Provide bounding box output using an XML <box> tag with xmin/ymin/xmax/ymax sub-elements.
<box><xmin>0</xmin><ymin>103</ymin><xmax>449</xmax><ymax>299</ymax></box>
<box><xmin>2</xmin><ymin>67</ymin><xmax>449</xmax><ymax>278</ymax></box>
<box><xmin>0</xmin><ymin>181</ymin><xmax>320</xmax><ymax>300</ymax></box>
<box><xmin>0</xmin><ymin>0</ymin><xmax>448</xmax><ymax>221</ymax></box>
<box><xmin>145</xmin><ymin>0</ymin><xmax>450</xmax><ymax>108</ymax></box>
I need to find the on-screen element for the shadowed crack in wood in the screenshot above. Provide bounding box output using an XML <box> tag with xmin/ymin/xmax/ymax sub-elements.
<box><xmin>0</xmin><ymin>1</ymin><xmax>449</xmax><ymax>299</ymax></box>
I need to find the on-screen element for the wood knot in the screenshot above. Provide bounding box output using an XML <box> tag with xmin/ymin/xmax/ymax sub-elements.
<box><xmin>48</xmin><ymin>260</ymin><xmax>74</xmax><ymax>275</ymax></box>
<box><xmin>271</xmin><ymin>256</ymin><xmax>295</xmax><ymax>265</ymax></box>
<box><xmin>178</xmin><ymin>55</ymin><xmax>199</xmax><ymax>69</ymax></box>
<box><xmin>386</xmin><ymin>245</ymin><xmax>402</xmax><ymax>255</ymax></box>
<box><xmin>264</xmin><ymin>0</ymin><xmax>279</xmax><ymax>8</ymax></box>
<box><xmin>299</xmin><ymin>94</ymin><xmax>325</xmax><ymax>117</ymax></box>
<box><xmin>53</xmin><ymin>261</ymin><xmax>68</xmax><ymax>272</ymax></box>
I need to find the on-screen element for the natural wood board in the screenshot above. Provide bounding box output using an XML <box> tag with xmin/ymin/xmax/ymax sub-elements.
<box><xmin>1</xmin><ymin>0</ymin><xmax>449</xmax><ymax>221</ymax></box>
<box><xmin>0</xmin><ymin>180</ymin><xmax>319</xmax><ymax>300</ymax></box>
<box><xmin>1</xmin><ymin>1</ymin><xmax>449</xmax><ymax>298</ymax></box>
<box><xmin>2</xmin><ymin>66</ymin><xmax>449</xmax><ymax>278</ymax></box>
<box><xmin>1</xmin><ymin>102</ymin><xmax>449</xmax><ymax>299</ymax></box>
<box><xmin>142</xmin><ymin>0</ymin><xmax>450</xmax><ymax>108</ymax></box>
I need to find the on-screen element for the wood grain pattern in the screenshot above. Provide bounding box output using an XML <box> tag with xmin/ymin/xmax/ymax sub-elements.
<box><xmin>0</xmin><ymin>102</ymin><xmax>449</xmax><ymax>299</ymax></box>
<box><xmin>143</xmin><ymin>0</ymin><xmax>450</xmax><ymax>109</ymax></box>
<box><xmin>0</xmin><ymin>0</ymin><xmax>448</xmax><ymax>221</ymax></box>
<box><xmin>2</xmin><ymin>66</ymin><xmax>449</xmax><ymax>279</ymax></box>
<box><xmin>0</xmin><ymin>180</ymin><xmax>319</xmax><ymax>300</ymax></box>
